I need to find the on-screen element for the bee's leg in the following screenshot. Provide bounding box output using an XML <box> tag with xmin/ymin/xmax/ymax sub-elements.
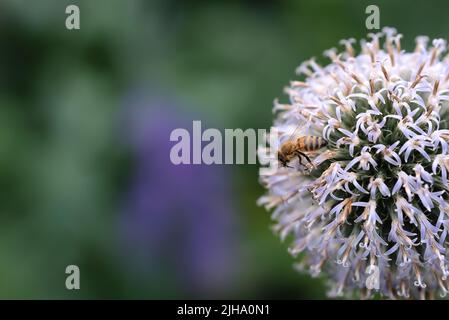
<box><xmin>279</xmin><ymin>162</ymin><xmax>294</xmax><ymax>169</ymax></box>
<box><xmin>294</xmin><ymin>153</ymin><xmax>307</xmax><ymax>172</ymax></box>
<box><xmin>296</xmin><ymin>151</ymin><xmax>315</xmax><ymax>169</ymax></box>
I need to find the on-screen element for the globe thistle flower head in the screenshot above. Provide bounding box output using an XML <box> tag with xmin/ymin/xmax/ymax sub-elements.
<box><xmin>258</xmin><ymin>27</ymin><xmax>449</xmax><ymax>299</ymax></box>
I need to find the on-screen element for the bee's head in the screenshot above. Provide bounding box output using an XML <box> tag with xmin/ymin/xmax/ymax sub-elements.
<box><xmin>278</xmin><ymin>151</ymin><xmax>287</xmax><ymax>167</ymax></box>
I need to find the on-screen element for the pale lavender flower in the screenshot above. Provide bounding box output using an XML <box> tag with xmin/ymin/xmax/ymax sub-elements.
<box><xmin>433</xmin><ymin>154</ymin><xmax>449</xmax><ymax>185</ymax></box>
<box><xmin>414</xmin><ymin>164</ymin><xmax>434</xmax><ymax>184</ymax></box>
<box><xmin>259</xmin><ymin>28</ymin><xmax>449</xmax><ymax>299</ymax></box>
<box><xmin>324</xmin><ymin>118</ymin><xmax>341</xmax><ymax>140</ymax></box>
<box><xmin>368</xmin><ymin>177</ymin><xmax>391</xmax><ymax>198</ymax></box>
<box><xmin>345</xmin><ymin>147</ymin><xmax>377</xmax><ymax>171</ymax></box>
<box><xmin>431</xmin><ymin>130</ymin><xmax>449</xmax><ymax>154</ymax></box>
<box><xmin>398</xmin><ymin>135</ymin><xmax>433</xmax><ymax>162</ymax></box>
<box><xmin>392</xmin><ymin>171</ymin><xmax>417</xmax><ymax>201</ymax></box>
<box><xmin>390</xmin><ymin>110</ymin><xmax>427</xmax><ymax>139</ymax></box>
<box><xmin>336</xmin><ymin>128</ymin><xmax>360</xmax><ymax>157</ymax></box>
<box><xmin>395</xmin><ymin>196</ymin><xmax>419</xmax><ymax>226</ymax></box>
<box><xmin>340</xmin><ymin>171</ymin><xmax>369</xmax><ymax>195</ymax></box>
<box><xmin>373</xmin><ymin>141</ymin><xmax>402</xmax><ymax>166</ymax></box>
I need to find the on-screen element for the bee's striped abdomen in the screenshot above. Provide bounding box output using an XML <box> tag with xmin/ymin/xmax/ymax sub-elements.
<box><xmin>298</xmin><ymin>136</ymin><xmax>327</xmax><ymax>151</ymax></box>
<box><xmin>306</xmin><ymin>136</ymin><xmax>314</xmax><ymax>151</ymax></box>
<box><xmin>315</xmin><ymin>136</ymin><xmax>327</xmax><ymax>149</ymax></box>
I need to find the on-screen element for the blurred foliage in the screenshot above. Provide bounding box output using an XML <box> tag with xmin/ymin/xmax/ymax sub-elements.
<box><xmin>1</xmin><ymin>0</ymin><xmax>449</xmax><ymax>299</ymax></box>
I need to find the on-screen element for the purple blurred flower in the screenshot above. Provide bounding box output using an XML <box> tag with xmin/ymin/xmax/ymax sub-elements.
<box><xmin>119</xmin><ymin>96</ymin><xmax>238</xmax><ymax>296</ymax></box>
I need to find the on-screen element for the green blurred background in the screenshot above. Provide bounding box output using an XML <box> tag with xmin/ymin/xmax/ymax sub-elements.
<box><xmin>1</xmin><ymin>0</ymin><xmax>449</xmax><ymax>299</ymax></box>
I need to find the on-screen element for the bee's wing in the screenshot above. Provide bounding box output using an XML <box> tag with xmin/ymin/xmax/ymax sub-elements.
<box><xmin>286</xmin><ymin>122</ymin><xmax>303</xmax><ymax>141</ymax></box>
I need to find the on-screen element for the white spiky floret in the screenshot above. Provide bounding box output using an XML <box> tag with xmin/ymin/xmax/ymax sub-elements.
<box><xmin>258</xmin><ymin>27</ymin><xmax>449</xmax><ymax>299</ymax></box>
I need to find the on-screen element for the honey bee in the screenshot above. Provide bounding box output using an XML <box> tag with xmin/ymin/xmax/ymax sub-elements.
<box><xmin>278</xmin><ymin>136</ymin><xmax>328</xmax><ymax>168</ymax></box>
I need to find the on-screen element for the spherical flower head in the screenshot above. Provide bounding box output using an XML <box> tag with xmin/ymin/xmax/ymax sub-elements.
<box><xmin>258</xmin><ymin>27</ymin><xmax>449</xmax><ymax>299</ymax></box>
